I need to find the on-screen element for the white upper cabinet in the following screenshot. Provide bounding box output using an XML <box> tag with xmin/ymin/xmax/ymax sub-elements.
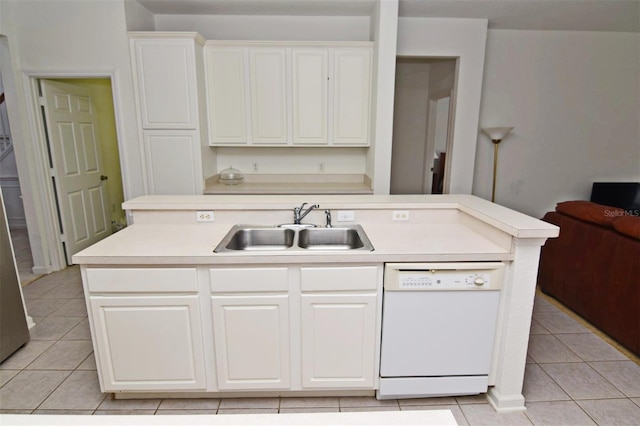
<box><xmin>129</xmin><ymin>32</ymin><xmax>207</xmax><ymax>195</ymax></box>
<box><xmin>333</xmin><ymin>48</ymin><xmax>372</xmax><ymax>145</ymax></box>
<box><xmin>204</xmin><ymin>42</ymin><xmax>372</xmax><ymax>147</ymax></box>
<box><xmin>249</xmin><ymin>48</ymin><xmax>289</xmax><ymax>144</ymax></box>
<box><xmin>131</xmin><ymin>36</ymin><xmax>200</xmax><ymax>130</ymax></box>
<box><xmin>292</xmin><ymin>48</ymin><xmax>328</xmax><ymax>144</ymax></box>
<box><xmin>142</xmin><ymin>130</ymin><xmax>201</xmax><ymax>195</ymax></box>
<box><xmin>204</xmin><ymin>47</ymin><xmax>248</xmax><ymax>144</ymax></box>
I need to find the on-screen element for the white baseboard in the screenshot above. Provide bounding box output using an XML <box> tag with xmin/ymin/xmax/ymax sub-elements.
<box><xmin>32</xmin><ymin>266</ymin><xmax>50</xmax><ymax>275</ymax></box>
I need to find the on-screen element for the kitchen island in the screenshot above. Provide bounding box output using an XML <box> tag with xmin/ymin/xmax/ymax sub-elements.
<box><xmin>72</xmin><ymin>194</ymin><xmax>558</xmax><ymax>413</ymax></box>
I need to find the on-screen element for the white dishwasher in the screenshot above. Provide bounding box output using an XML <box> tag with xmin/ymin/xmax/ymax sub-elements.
<box><xmin>378</xmin><ymin>262</ymin><xmax>504</xmax><ymax>400</ymax></box>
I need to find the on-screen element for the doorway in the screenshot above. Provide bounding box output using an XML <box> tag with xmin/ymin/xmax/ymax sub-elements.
<box><xmin>38</xmin><ymin>78</ymin><xmax>125</xmax><ymax>265</ymax></box>
<box><xmin>390</xmin><ymin>58</ymin><xmax>457</xmax><ymax>195</ymax></box>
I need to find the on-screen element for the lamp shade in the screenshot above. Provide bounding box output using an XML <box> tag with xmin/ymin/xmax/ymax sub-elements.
<box><xmin>481</xmin><ymin>127</ymin><xmax>514</xmax><ymax>141</ymax></box>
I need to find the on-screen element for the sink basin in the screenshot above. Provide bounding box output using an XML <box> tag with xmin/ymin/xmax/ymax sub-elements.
<box><xmin>219</xmin><ymin>227</ymin><xmax>294</xmax><ymax>251</ymax></box>
<box><xmin>214</xmin><ymin>225</ymin><xmax>373</xmax><ymax>252</ymax></box>
<box><xmin>298</xmin><ymin>228</ymin><xmax>366</xmax><ymax>250</ymax></box>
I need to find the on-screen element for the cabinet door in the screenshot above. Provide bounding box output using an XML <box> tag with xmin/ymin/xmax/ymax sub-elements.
<box><xmin>249</xmin><ymin>48</ymin><xmax>288</xmax><ymax>144</ymax></box>
<box><xmin>131</xmin><ymin>38</ymin><xmax>198</xmax><ymax>129</ymax></box>
<box><xmin>332</xmin><ymin>48</ymin><xmax>372</xmax><ymax>145</ymax></box>
<box><xmin>211</xmin><ymin>295</ymin><xmax>290</xmax><ymax>389</ymax></box>
<box><xmin>301</xmin><ymin>293</ymin><xmax>377</xmax><ymax>388</ymax></box>
<box><xmin>89</xmin><ymin>295</ymin><xmax>206</xmax><ymax>391</ymax></box>
<box><xmin>205</xmin><ymin>47</ymin><xmax>248</xmax><ymax>144</ymax></box>
<box><xmin>292</xmin><ymin>49</ymin><xmax>328</xmax><ymax>145</ymax></box>
<box><xmin>143</xmin><ymin>130</ymin><xmax>201</xmax><ymax>195</ymax></box>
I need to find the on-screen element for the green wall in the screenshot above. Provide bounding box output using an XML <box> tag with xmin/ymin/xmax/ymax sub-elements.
<box><xmin>58</xmin><ymin>78</ymin><xmax>125</xmax><ymax>227</ymax></box>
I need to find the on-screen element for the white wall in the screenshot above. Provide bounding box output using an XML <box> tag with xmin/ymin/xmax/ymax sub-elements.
<box><xmin>0</xmin><ymin>66</ymin><xmax>26</xmax><ymax>229</ymax></box>
<box><xmin>367</xmin><ymin>0</ymin><xmax>398</xmax><ymax>194</ymax></box>
<box><xmin>1</xmin><ymin>0</ymin><xmax>144</xmax><ymax>272</ymax></box>
<box><xmin>216</xmin><ymin>147</ymin><xmax>367</xmax><ymax>175</ymax></box>
<box><xmin>390</xmin><ymin>61</ymin><xmax>429</xmax><ymax>194</ymax></box>
<box><xmin>475</xmin><ymin>30</ymin><xmax>640</xmax><ymax>218</ymax></box>
<box><xmin>3</xmin><ymin>0</ymin><xmax>144</xmax><ymax>195</ymax></box>
<box><xmin>397</xmin><ymin>17</ymin><xmax>488</xmax><ymax>195</ymax></box>
<box><xmin>154</xmin><ymin>14</ymin><xmax>371</xmax><ymax>42</ymax></box>
<box><xmin>124</xmin><ymin>0</ymin><xmax>155</xmax><ymax>31</ymax></box>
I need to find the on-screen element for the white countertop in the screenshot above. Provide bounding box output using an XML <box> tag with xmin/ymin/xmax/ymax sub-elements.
<box><xmin>72</xmin><ymin>195</ymin><xmax>558</xmax><ymax>265</ymax></box>
<box><xmin>203</xmin><ymin>174</ymin><xmax>373</xmax><ymax>195</ymax></box>
<box><xmin>72</xmin><ymin>222</ymin><xmax>512</xmax><ymax>265</ymax></box>
<box><xmin>122</xmin><ymin>194</ymin><xmax>558</xmax><ymax>239</ymax></box>
<box><xmin>73</xmin><ymin>195</ymin><xmax>558</xmax><ymax>265</ymax></box>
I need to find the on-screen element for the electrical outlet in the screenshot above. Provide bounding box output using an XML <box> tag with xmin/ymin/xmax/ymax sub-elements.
<box><xmin>319</xmin><ymin>162</ymin><xmax>325</xmax><ymax>172</ymax></box>
<box><xmin>196</xmin><ymin>211</ymin><xmax>214</xmax><ymax>222</ymax></box>
<box><xmin>252</xmin><ymin>163</ymin><xmax>258</xmax><ymax>172</ymax></box>
<box><xmin>392</xmin><ymin>210</ymin><xmax>410</xmax><ymax>221</ymax></box>
<box><xmin>336</xmin><ymin>210</ymin><xmax>355</xmax><ymax>222</ymax></box>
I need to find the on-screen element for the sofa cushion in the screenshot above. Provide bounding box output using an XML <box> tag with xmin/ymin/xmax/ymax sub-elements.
<box><xmin>556</xmin><ymin>200</ymin><xmax>625</xmax><ymax>227</ymax></box>
<box><xmin>612</xmin><ymin>215</ymin><xmax>640</xmax><ymax>240</ymax></box>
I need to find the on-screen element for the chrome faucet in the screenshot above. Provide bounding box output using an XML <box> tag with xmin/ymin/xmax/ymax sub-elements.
<box><xmin>293</xmin><ymin>203</ymin><xmax>319</xmax><ymax>224</ymax></box>
<box><xmin>325</xmin><ymin>210</ymin><xmax>332</xmax><ymax>228</ymax></box>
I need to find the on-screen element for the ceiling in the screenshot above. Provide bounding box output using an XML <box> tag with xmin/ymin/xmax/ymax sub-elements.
<box><xmin>136</xmin><ymin>0</ymin><xmax>640</xmax><ymax>32</ymax></box>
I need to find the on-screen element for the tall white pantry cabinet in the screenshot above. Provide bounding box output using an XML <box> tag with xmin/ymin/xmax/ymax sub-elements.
<box><xmin>129</xmin><ymin>32</ymin><xmax>208</xmax><ymax>195</ymax></box>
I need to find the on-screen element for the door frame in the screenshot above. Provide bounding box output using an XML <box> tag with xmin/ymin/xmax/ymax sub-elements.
<box><xmin>15</xmin><ymin>70</ymin><xmax>128</xmax><ymax>273</ymax></box>
<box><xmin>423</xmin><ymin>89</ymin><xmax>454</xmax><ymax>194</ymax></box>
<box><xmin>390</xmin><ymin>56</ymin><xmax>458</xmax><ymax>195</ymax></box>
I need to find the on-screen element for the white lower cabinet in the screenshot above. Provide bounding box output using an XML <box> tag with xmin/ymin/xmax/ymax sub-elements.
<box><xmin>300</xmin><ymin>266</ymin><xmax>379</xmax><ymax>389</ymax></box>
<box><xmin>84</xmin><ymin>264</ymin><xmax>380</xmax><ymax>394</ymax></box>
<box><xmin>85</xmin><ymin>267</ymin><xmax>206</xmax><ymax>392</ymax></box>
<box><xmin>300</xmin><ymin>293</ymin><xmax>377</xmax><ymax>388</ymax></box>
<box><xmin>209</xmin><ymin>265</ymin><xmax>380</xmax><ymax>391</ymax></box>
<box><xmin>211</xmin><ymin>295</ymin><xmax>290</xmax><ymax>390</ymax></box>
<box><xmin>89</xmin><ymin>295</ymin><xmax>206</xmax><ymax>391</ymax></box>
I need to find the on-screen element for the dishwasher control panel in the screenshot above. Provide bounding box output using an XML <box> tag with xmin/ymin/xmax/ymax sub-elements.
<box><xmin>385</xmin><ymin>262</ymin><xmax>504</xmax><ymax>291</ymax></box>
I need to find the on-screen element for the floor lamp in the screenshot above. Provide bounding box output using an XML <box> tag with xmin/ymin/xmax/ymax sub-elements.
<box><xmin>481</xmin><ymin>127</ymin><xmax>514</xmax><ymax>202</ymax></box>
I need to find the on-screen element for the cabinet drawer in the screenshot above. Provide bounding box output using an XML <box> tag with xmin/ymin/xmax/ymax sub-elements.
<box><xmin>300</xmin><ymin>266</ymin><xmax>378</xmax><ymax>292</ymax></box>
<box><xmin>86</xmin><ymin>268</ymin><xmax>198</xmax><ymax>293</ymax></box>
<box><xmin>210</xmin><ymin>268</ymin><xmax>288</xmax><ymax>292</ymax></box>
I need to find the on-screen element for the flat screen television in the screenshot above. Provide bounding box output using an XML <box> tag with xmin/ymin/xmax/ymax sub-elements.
<box><xmin>590</xmin><ymin>182</ymin><xmax>640</xmax><ymax>211</ymax></box>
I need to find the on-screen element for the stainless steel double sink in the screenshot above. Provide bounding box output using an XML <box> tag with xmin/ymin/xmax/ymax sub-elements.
<box><xmin>214</xmin><ymin>225</ymin><xmax>374</xmax><ymax>253</ymax></box>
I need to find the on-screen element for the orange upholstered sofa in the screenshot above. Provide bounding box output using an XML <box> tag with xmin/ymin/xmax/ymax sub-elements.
<box><xmin>537</xmin><ymin>201</ymin><xmax>640</xmax><ymax>356</ymax></box>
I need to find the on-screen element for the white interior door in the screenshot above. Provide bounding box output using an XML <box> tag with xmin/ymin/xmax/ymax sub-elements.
<box><xmin>41</xmin><ymin>79</ymin><xmax>111</xmax><ymax>264</ymax></box>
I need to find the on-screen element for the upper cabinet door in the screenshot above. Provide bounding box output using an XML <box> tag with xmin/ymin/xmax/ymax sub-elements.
<box><xmin>204</xmin><ymin>47</ymin><xmax>248</xmax><ymax>144</ymax></box>
<box><xmin>292</xmin><ymin>49</ymin><xmax>328</xmax><ymax>145</ymax></box>
<box><xmin>333</xmin><ymin>48</ymin><xmax>372</xmax><ymax>145</ymax></box>
<box><xmin>143</xmin><ymin>130</ymin><xmax>201</xmax><ymax>195</ymax></box>
<box><xmin>132</xmin><ymin>38</ymin><xmax>198</xmax><ymax>129</ymax></box>
<box><xmin>249</xmin><ymin>48</ymin><xmax>288</xmax><ymax>144</ymax></box>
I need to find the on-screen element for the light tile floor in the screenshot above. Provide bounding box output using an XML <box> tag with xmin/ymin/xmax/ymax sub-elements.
<box><xmin>1</xmin><ymin>265</ymin><xmax>639</xmax><ymax>425</ymax></box>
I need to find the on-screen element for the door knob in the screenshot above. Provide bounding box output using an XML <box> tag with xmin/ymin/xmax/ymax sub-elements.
<box><xmin>100</xmin><ymin>175</ymin><xmax>108</xmax><ymax>181</ymax></box>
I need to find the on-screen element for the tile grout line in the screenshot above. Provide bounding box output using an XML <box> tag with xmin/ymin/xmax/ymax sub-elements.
<box><xmin>535</xmin><ymin>290</ymin><xmax>640</xmax><ymax>365</ymax></box>
<box><xmin>532</xmin><ymin>296</ymin><xmax>618</xmax><ymax>426</ymax></box>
